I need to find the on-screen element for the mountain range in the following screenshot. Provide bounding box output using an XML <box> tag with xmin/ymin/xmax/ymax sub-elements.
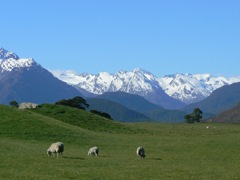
<box><xmin>1</xmin><ymin>47</ymin><xmax>240</xmax><ymax>122</ymax></box>
<box><xmin>51</xmin><ymin>69</ymin><xmax>240</xmax><ymax>107</ymax></box>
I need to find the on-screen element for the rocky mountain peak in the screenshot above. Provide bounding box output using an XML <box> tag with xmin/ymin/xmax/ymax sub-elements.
<box><xmin>0</xmin><ymin>48</ymin><xmax>37</xmax><ymax>72</ymax></box>
<box><xmin>0</xmin><ymin>48</ymin><xmax>19</xmax><ymax>60</ymax></box>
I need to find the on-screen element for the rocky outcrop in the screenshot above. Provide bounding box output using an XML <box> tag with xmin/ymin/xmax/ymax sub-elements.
<box><xmin>19</xmin><ymin>102</ymin><xmax>39</xmax><ymax>109</ymax></box>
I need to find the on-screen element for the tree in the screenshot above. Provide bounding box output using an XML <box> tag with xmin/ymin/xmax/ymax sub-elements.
<box><xmin>184</xmin><ymin>114</ymin><xmax>194</xmax><ymax>123</ymax></box>
<box><xmin>10</xmin><ymin>100</ymin><xmax>19</xmax><ymax>108</ymax></box>
<box><xmin>192</xmin><ymin>108</ymin><xmax>203</xmax><ymax>122</ymax></box>
<box><xmin>55</xmin><ymin>96</ymin><xmax>89</xmax><ymax>110</ymax></box>
<box><xmin>185</xmin><ymin>107</ymin><xmax>203</xmax><ymax>123</ymax></box>
<box><xmin>90</xmin><ymin>110</ymin><xmax>112</xmax><ymax>120</ymax></box>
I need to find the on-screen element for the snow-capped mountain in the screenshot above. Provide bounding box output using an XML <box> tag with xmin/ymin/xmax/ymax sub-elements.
<box><xmin>51</xmin><ymin>69</ymin><xmax>240</xmax><ymax>105</ymax></box>
<box><xmin>52</xmin><ymin>69</ymin><xmax>163</xmax><ymax>94</ymax></box>
<box><xmin>52</xmin><ymin>69</ymin><xmax>155</xmax><ymax>95</ymax></box>
<box><xmin>52</xmin><ymin>68</ymin><xmax>185</xmax><ymax>109</ymax></box>
<box><xmin>0</xmin><ymin>48</ymin><xmax>37</xmax><ymax>72</ymax></box>
<box><xmin>158</xmin><ymin>73</ymin><xmax>240</xmax><ymax>104</ymax></box>
<box><xmin>0</xmin><ymin>48</ymin><xmax>82</xmax><ymax>104</ymax></box>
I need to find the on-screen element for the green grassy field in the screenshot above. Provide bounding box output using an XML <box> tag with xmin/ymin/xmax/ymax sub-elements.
<box><xmin>0</xmin><ymin>104</ymin><xmax>240</xmax><ymax>179</ymax></box>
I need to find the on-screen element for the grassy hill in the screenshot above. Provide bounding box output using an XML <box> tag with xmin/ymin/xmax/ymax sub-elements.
<box><xmin>29</xmin><ymin>104</ymin><xmax>141</xmax><ymax>133</ymax></box>
<box><xmin>1</xmin><ymin>104</ymin><xmax>240</xmax><ymax>179</ymax></box>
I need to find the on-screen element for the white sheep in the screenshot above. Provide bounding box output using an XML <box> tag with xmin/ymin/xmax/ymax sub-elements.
<box><xmin>88</xmin><ymin>146</ymin><xmax>99</xmax><ymax>157</ymax></box>
<box><xmin>47</xmin><ymin>142</ymin><xmax>64</xmax><ymax>157</ymax></box>
<box><xmin>136</xmin><ymin>146</ymin><xmax>146</xmax><ymax>159</ymax></box>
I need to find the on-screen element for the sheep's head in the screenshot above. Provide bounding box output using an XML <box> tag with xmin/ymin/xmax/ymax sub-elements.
<box><xmin>47</xmin><ymin>149</ymin><xmax>52</xmax><ymax>156</ymax></box>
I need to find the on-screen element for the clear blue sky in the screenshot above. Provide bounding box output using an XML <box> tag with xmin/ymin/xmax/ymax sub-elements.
<box><xmin>1</xmin><ymin>0</ymin><xmax>240</xmax><ymax>77</ymax></box>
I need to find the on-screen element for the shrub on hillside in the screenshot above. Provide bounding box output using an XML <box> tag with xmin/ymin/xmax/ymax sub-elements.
<box><xmin>90</xmin><ymin>110</ymin><xmax>112</xmax><ymax>120</ymax></box>
<box><xmin>55</xmin><ymin>96</ymin><xmax>89</xmax><ymax>110</ymax></box>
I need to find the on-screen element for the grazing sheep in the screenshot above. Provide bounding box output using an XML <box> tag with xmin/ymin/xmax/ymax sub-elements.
<box><xmin>136</xmin><ymin>146</ymin><xmax>146</xmax><ymax>159</ymax></box>
<box><xmin>88</xmin><ymin>146</ymin><xmax>99</xmax><ymax>157</ymax></box>
<box><xmin>47</xmin><ymin>142</ymin><xmax>64</xmax><ymax>157</ymax></box>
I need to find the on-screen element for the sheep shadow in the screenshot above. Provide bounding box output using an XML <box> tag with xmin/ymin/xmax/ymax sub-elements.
<box><xmin>148</xmin><ymin>157</ymin><xmax>162</xmax><ymax>161</ymax></box>
<box><xmin>63</xmin><ymin>155</ymin><xmax>110</xmax><ymax>160</ymax></box>
<box><xmin>63</xmin><ymin>156</ymin><xmax>85</xmax><ymax>160</ymax></box>
<box><xmin>98</xmin><ymin>155</ymin><xmax>110</xmax><ymax>158</ymax></box>
<box><xmin>86</xmin><ymin>155</ymin><xmax>110</xmax><ymax>158</ymax></box>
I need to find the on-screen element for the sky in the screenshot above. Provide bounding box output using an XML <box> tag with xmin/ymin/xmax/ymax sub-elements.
<box><xmin>1</xmin><ymin>0</ymin><xmax>240</xmax><ymax>77</ymax></box>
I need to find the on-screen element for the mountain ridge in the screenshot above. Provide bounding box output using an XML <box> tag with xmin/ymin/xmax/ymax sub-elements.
<box><xmin>182</xmin><ymin>82</ymin><xmax>240</xmax><ymax>115</ymax></box>
<box><xmin>210</xmin><ymin>104</ymin><xmax>240</xmax><ymax>123</ymax></box>
<box><xmin>51</xmin><ymin>69</ymin><xmax>240</xmax><ymax>106</ymax></box>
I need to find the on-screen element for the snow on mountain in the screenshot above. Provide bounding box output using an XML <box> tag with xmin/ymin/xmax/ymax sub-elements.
<box><xmin>110</xmin><ymin>69</ymin><xmax>159</xmax><ymax>96</ymax></box>
<box><xmin>158</xmin><ymin>73</ymin><xmax>240</xmax><ymax>104</ymax></box>
<box><xmin>0</xmin><ymin>48</ymin><xmax>37</xmax><ymax>72</ymax></box>
<box><xmin>194</xmin><ymin>74</ymin><xmax>240</xmax><ymax>90</ymax></box>
<box><xmin>158</xmin><ymin>74</ymin><xmax>208</xmax><ymax>104</ymax></box>
<box><xmin>51</xmin><ymin>69</ymin><xmax>240</xmax><ymax>104</ymax></box>
<box><xmin>50</xmin><ymin>70</ymin><xmax>84</xmax><ymax>85</ymax></box>
<box><xmin>51</xmin><ymin>68</ymin><xmax>161</xmax><ymax>96</ymax></box>
<box><xmin>0</xmin><ymin>48</ymin><xmax>19</xmax><ymax>60</ymax></box>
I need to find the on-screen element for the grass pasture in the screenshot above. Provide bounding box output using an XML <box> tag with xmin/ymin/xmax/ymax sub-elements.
<box><xmin>0</xmin><ymin>105</ymin><xmax>240</xmax><ymax>179</ymax></box>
